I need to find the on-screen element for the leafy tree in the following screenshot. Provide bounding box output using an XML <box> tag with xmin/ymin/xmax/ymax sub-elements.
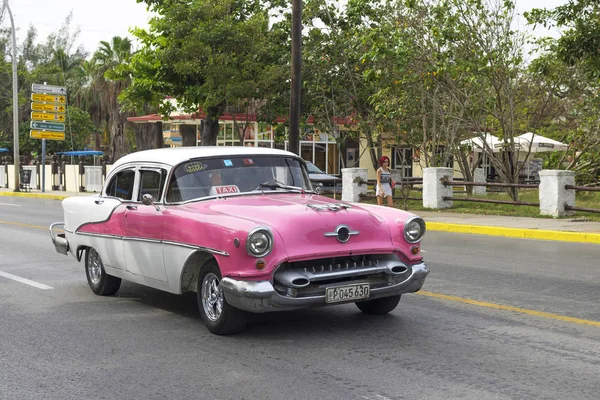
<box><xmin>121</xmin><ymin>0</ymin><xmax>281</xmax><ymax>146</ymax></box>
<box><xmin>526</xmin><ymin>0</ymin><xmax>600</xmax><ymax>79</ymax></box>
<box><xmin>526</xmin><ymin>1</ymin><xmax>600</xmax><ymax>183</ymax></box>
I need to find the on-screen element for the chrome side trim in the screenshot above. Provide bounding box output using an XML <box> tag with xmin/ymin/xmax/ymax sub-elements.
<box><xmin>76</xmin><ymin>232</ymin><xmax>123</xmax><ymax>240</ymax></box>
<box><xmin>69</xmin><ymin>232</ymin><xmax>229</xmax><ymax>256</ymax></box>
<box><xmin>122</xmin><ymin>236</ymin><xmax>162</xmax><ymax>244</ymax></box>
<box><xmin>162</xmin><ymin>241</ymin><xmax>229</xmax><ymax>256</ymax></box>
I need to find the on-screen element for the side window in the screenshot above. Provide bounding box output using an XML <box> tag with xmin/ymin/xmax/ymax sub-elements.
<box><xmin>105</xmin><ymin>169</ymin><xmax>136</xmax><ymax>200</ymax></box>
<box><xmin>138</xmin><ymin>169</ymin><xmax>166</xmax><ymax>202</ymax></box>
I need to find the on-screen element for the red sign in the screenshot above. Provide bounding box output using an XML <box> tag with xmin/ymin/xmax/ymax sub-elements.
<box><xmin>214</xmin><ymin>185</ymin><xmax>240</xmax><ymax>194</ymax></box>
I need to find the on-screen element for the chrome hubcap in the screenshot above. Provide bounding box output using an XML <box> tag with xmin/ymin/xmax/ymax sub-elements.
<box><xmin>202</xmin><ymin>273</ymin><xmax>223</xmax><ymax>322</ymax></box>
<box><xmin>87</xmin><ymin>249</ymin><xmax>102</xmax><ymax>286</ymax></box>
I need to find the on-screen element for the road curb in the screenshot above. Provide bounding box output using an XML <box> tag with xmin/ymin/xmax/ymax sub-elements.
<box><xmin>427</xmin><ymin>222</ymin><xmax>600</xmax><ymax>245</ymax></box>
<box><xmin>0</xmin><ymin>192</ymin><xmax>69</xmax><ymax>200</ymax></box>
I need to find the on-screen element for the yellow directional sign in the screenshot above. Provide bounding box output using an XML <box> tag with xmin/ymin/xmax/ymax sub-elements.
<box><xmin>30</xmin><ymin>130</ymin><xmax>65</xmax><ymax>141</ymax></box>
<box><xmin>31</xmin><ymin>93</ymin><xmax>66</xmax><ymax>104</ymax></box>
<box><xmin>31</xmin><ymin>112</ymin><xmax>65</xmax><ymax>122</ymax></box>
<box><xmin>32</xmin><ymin>103</ymin><xmax>66</xmax><ymax>113</ymax></box>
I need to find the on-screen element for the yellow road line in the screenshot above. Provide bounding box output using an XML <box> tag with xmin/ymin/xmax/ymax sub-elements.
<box><xmin>0</xmin><ymin>220</ymin><xmax>46</xmax><ymax>230</ymax></box>
<box><xmin>418</xmin><ymin>290</ymin><xmax>600</xmax><ymax>327</ymax></box>
<box><xmin>427</xmin><ymin>222</ymin><xmax>600</xmax><ymax>245</ymax></box>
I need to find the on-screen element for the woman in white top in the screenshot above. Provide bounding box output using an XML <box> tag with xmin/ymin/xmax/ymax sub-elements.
<box><xmin>376</xmin><ymin>156</ymin><xmax>394</xmax><ymax>206</ymax></box>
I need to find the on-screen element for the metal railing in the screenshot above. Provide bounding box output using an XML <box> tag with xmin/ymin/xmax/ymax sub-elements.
<box><xmin>442</xmin><ymin>180</ymin><xmax>540</xmax><ymax>207</ymax></box>
<box><xmin>564</xmin><ymin>185</ymin><xmax>600</xmax><ymax>214</ymax></box>
<box><xmin>359</xmin><ymin>178</ymin><xmax>424</xmax><ymax>201</ymax></box>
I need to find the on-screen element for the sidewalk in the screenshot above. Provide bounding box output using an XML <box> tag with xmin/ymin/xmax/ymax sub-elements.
<box><xmin>2</xmin><ymin>188</ymin><xmax>599</xmax><ymax>244</ymax></box>
<box><xmin>418</xmin><ymin>210</ymin><xmax>600</xmax><ymax>245</ymax></box>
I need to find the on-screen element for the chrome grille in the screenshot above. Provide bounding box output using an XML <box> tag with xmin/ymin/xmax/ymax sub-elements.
<box><xmin>273</xmin><ymin>254</ymin><xmax>411</xmax><ymax>298</ymax></box>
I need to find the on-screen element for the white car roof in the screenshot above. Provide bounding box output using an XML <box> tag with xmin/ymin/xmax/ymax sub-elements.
<box><xmin>111</xmin><ymin>146</ymin><xmax>300</xmax><ymax>169</ymax></box>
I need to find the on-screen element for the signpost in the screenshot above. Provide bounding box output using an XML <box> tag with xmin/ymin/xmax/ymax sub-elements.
<box><xmin>30</xmin><ymin>83</ymin><xmax>68</xmax><ymax>193</ymax></box>
<box><xmin>31</xmin><ymin>112</ymin><xmax>66</xmax><ymax>122</ymax></box>
<box><xmin>31</xmin><ymin>103</ymin><xmax>66</xmax><ymax>113</ymax></box>
<box><xmin>30</xmin><ymin>121</ymin><xmax>65</xmax><ymax>131</ymax></box>
<box><xmin>31</xmin><ymin>83</ymin><xmax>67</xmax><ymax>96</ymax></box>
<box><xmin>31</xmin><ymin>93</ymin><xmax>66</xmax><ymax>104</ymax></box>
<box><xmin>30</xmin><ymin>131</ymin><xmax>66</xmax><ymax>140</ymax></box>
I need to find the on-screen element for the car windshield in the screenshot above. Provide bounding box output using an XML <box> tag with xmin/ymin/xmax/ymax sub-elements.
<box><xmin>166</xmin><ymin>155</ymin><xmax>313</xmax><ymax>202</ymax></box>
<box><xmin>306</xmin><ymin>161</ymin><xmax>324</xmax><ymax>174</ymax></box>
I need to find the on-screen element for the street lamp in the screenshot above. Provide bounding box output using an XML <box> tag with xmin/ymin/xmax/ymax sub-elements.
<box><xmin>4</xmin><ymin>0</ymin><xmax>20</xmax><ymax>191</ymax></box>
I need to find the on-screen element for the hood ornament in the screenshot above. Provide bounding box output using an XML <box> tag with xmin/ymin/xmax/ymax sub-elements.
<box><xmin>308</xmin><ymin>203</ymin><xmax>351</xmax><ymax>212</ymax></box>
<box><xmin>324</xmin><ymin>224</ymin><xmax>360</xmax><ymax>243</ymax></box>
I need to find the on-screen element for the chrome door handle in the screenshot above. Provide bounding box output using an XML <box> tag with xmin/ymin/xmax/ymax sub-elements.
<box><xmin>94</xmin><ymin>200</ymin><xmax>104</xmax><ymax>205</ymax></box>
<box><xmin>126</xmin><ymin>205</ymin><xmax>137</xmax><ymax>210</ymax></box>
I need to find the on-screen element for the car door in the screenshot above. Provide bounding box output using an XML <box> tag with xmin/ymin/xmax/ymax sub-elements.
<box><xmin>101</xmin><ymin>168</ymin><xmax>137</xmax><ymax>270</ymax></box>
<box><xmin>122</xmin><ymin>167</ymin><xmax>169</xmax><ymax>282</ymax></box>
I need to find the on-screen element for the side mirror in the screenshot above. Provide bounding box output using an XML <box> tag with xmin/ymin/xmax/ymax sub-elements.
<box><xmin>142</xmin><ymin>193</ymin><xmax>160</xmax><ymax>211</ymax></box>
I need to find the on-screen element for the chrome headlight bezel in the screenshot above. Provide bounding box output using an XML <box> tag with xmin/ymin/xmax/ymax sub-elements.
<box><xmin>246</xmin><ymin>227</ymin><xmax>274</xmax><ymax>258</ymax></box>
<box><xmin>403</xmin><ymin>216</ymin><xmax>426</xmax><ymax>243</ymax></box>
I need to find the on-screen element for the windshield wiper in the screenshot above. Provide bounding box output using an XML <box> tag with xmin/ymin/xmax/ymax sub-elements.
<box><xmin>254</xmin><ymin>180</ymin><xmax>307</xmax><ymax>192</ymax></box>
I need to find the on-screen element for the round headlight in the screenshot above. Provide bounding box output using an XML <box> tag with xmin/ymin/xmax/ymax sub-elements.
<box><xmin>246</xmin><ymin>227</ymin><xmax>273</xmax><ymax>257</ymax></box>
<box><xmin>403</xmin><ymin>217</ymin><xmax>426</xmax><ymax>243</ymax></box>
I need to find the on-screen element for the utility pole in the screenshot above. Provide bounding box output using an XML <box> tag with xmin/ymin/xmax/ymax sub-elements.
<box><xmin>289</xmin><ymin>0</ymin><xmax>302</xmax><ymax>156</ymax></box>
<box><xmin>5</xmin><ymin>1</ymin><xmax>20</xmax><ymax>191</ymax></box>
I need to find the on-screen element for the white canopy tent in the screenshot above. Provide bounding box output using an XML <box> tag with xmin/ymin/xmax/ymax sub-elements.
<box><xmin>514</xmin><ymin>132</ymin><xmax>569</xmax><ymax>153</ymax></box>
<box><xmin>460</xmin><ymin>134</ymin><xmax>501</xmax><ymax>153</ymax></box>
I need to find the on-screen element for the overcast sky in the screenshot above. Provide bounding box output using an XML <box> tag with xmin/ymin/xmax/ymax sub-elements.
<box><xmin>5</xmin><ymin>0</ymin><xmax>568</xmax><ymax>56</ymax></box>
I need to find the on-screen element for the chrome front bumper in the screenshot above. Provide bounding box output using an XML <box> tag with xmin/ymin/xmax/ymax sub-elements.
<box><xmin>221</xmin><ymin>262</ymin><xmax>429</xmax><ymax>313</ymax></box>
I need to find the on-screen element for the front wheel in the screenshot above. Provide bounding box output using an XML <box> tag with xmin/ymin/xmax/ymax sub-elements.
<box><xmin>355</xmin><ymin>295</ymin><xmax>401</xmax><ymax>315</ymax></box>
<box><xmin>85</xmin><ymin>248</ymin><xmax>121</xmax><ymax>296</ymax></box>
<box><xmin>197</xmin><ymin>261</ymin><xmax>248</xmax><ymax>335</ymax></box>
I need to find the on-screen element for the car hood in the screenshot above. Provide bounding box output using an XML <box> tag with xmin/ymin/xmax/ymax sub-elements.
<box><xmin>184</xmin><ymin>193</ymin><xmax>397</xmax><ymax>261</ymax></box>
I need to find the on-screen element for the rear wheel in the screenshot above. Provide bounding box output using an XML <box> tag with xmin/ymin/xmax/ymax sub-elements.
<box><xmin>355</xmin><ymin>295</ymin><xmax>401</xmax><ymax>315</ymax></box>
<box><xmin>85</xmin><ymin>248</ymin><xmax>121</xmax><ymax>296</ymax></box>
<box><xmin>197</xmin><ymin>260</ymin><xmax>248</xmax><ymax>335</ymax></box>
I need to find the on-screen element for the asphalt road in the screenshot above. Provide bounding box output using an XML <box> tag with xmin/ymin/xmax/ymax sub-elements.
<box><xmin>1</xmin><ymin>197</ymin><xmax>599</xmax><ymax>400</ymax></box>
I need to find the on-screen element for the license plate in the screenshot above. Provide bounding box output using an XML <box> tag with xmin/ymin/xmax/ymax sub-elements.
<box><xmin>325</xmin><ymin>283</ymin><xmax>370</xmax><ymax>303</ymax></box>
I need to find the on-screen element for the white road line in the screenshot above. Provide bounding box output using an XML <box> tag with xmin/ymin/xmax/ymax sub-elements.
<box><xmin>0</xmin><ymin>271</ymin><xmax>54</xmax><ymax>290</ymax></box>
<box><xmin>0</xmin><ymin>203</ymin><xmax>21</xmax><ymax>207</ymax></box>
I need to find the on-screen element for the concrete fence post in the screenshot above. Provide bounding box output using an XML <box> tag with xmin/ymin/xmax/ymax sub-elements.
<box><xmin>539</xmin><ymin>170</ymin><xmax>575</xmax><ymax>217</ymax></box>
<box><xmin>342</xmin><ymin>168</ymin><xmax>368</xmax><ymax>203</ymax></box>
<box><xmin>473</xmin><ymin>167</ymin><xmax>487</xmax><ymax>196</ymax></box>
<box><xmin>423</xmin><ymin>167</ymin><xmax>453</xmax><ymax>209</ymax></box>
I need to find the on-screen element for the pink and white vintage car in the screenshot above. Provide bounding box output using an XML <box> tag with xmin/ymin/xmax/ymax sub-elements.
<box><xmin>50</xmin><ymin>147</ymin><xmax>429</xmax><ymax>334</ymax></box>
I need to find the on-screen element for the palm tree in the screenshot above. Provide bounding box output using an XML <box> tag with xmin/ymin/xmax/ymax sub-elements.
<box><xmin>89</xmin><ymin>36</ymin><xmax>134</xmax><ymax>161</ymax></box>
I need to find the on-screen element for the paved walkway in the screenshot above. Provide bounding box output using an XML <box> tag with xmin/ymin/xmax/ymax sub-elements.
<box><xmin>2</xmin><ymin>188</ymin><xmax>599</xmax><ymax>244</ymax></box>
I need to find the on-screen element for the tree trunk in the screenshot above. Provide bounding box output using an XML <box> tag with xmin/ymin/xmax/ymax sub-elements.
<box><xmin>110</xmin><ymin>122</ymin><xmax>130</xmax><ymax>162</ymax></box>
<box><xmin>134</xmin><ymin>122</ymin><xmax>164</xmax><ymax>150</ymax></box>
<box><xmin>180</xmin><ymin>124</ymin><xmax>197</xmax><ymax>147</ymax></box>
<box><xmin>200</xmin><ymin>105</ymin><xmax>225</xmax><ymax>146</ymax></box>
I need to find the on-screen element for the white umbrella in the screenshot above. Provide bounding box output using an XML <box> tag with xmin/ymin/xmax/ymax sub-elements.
<box><xmin>460</xmin><ymin>134</ymin><xmax>501</xmax><ymax>152</ymax></box>
<box><xmin>515</xmin><ymin>132</ymin><xmax>569</xmax><ymax>152</ymax></box>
